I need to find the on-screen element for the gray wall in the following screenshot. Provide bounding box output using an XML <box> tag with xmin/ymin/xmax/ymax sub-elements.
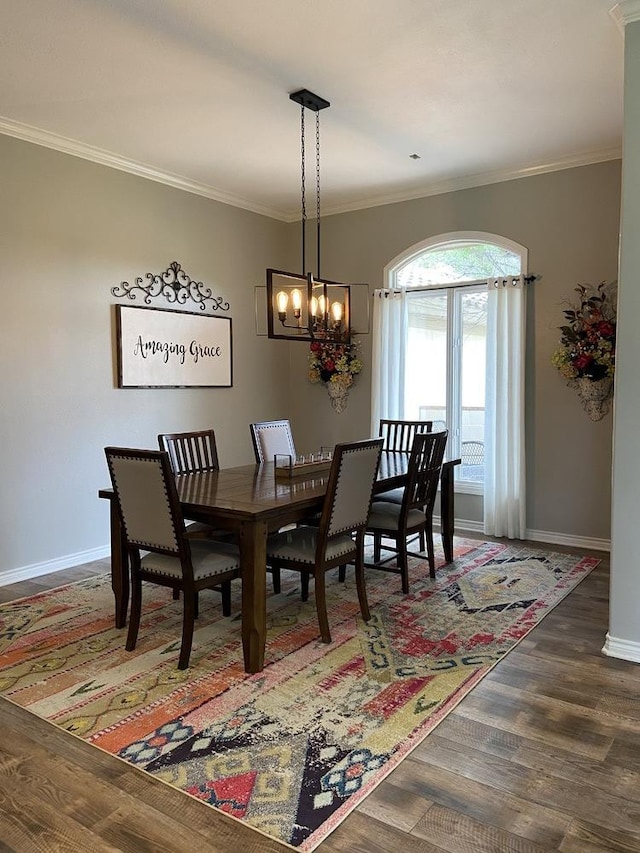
<box><xmin>0</xmin><ymin>134</ymin><xmax>291</xmax><ymax>575</ymax></box>
<box><xmin>289</xmin><ymin>161</ymin><xmax>621</xmax><ymax>542</ymax></box>
<box><xmin>0</xmin><ymin>133</ymin><xmax>621</xmax><ymax>580</ymax></box>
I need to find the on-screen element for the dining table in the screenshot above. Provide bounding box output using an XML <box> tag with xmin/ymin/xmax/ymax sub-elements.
<box><xmin>98</xmin><ymin>451</ymin><xmax>461</xmax><ymax>673</ymax></box>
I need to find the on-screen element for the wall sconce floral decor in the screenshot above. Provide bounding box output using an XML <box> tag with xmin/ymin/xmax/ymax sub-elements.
<box><xmin>551</xmin><ymin>281</ymin><xmax>617</xmax><ymax>421</ymax></box>
<box><xmin>308</xmin><ymin>340</ymin><xmax>362</xmax><ymax>413</ymax></box>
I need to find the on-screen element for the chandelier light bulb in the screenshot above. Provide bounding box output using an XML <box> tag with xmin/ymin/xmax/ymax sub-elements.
<box><xmin>276</xmin><ymin>290</ymin><xmax>289</xmax><ymax>322</ymax></box>
<box><xmin>291</xmin><ymin>288</ymin><xmax>303</xmax><ymax>319</ymax></box>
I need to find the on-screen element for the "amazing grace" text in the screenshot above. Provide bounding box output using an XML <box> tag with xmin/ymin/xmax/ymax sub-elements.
<box><xmin>133</xmin><ymin>336</ymin><xmax>223</xmax><ymax>364</ymax></box>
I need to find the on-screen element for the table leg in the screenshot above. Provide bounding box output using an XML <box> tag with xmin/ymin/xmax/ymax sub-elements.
<box><xmin>239</xmin><ymin>519</ymin><xmax>268</xmax><ymax>673</ymax></box>
<box><xmin>440</xmin><ymin>463</ymin><xmax>456</xmax><ymax>564</ymax></box>
<box><xmin>109</xmin><ymin>500</ymin><xmax>129</xmax><ymax>629</ymax></box>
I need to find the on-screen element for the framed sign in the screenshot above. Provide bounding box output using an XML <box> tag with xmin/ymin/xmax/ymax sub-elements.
<box><xmin>116</xmin><ymin>305</ymin><xmax>232</xmax><ymax>388</ymax></box>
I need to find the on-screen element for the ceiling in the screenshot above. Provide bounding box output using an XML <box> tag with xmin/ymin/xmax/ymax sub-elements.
<box><xmin>0</xmin><ymin>0</ymin><xmax>625</xmax><ymax>221</ymax></box>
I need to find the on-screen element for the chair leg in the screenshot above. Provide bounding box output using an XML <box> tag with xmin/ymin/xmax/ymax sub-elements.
<box><xmin>173</xmin><ymin>589</ymin><xmax>180</xmax><ymax>600</ymax></box>
<box><xmin>419</xmin><ymin>530</ymin><xmax>426</xmax><ymax>552</ymax></box>
<box><xmin>221</xmin><ymin>581</ymin><xmax>232</xmax><ymax>616</ymax></box>
<box><xmin>399</xmin><ymin>537</ymin><xmax>409</xmax><ymax>594</ymax></box>
<box><xmin>271</xmin><ymin>567</ymin><xmax>281</xmax><ymax>594</ymax></box>
<box><xmin>126</xmin><ymin>573</ymin><xmax>142</xmax><ymax>652</ymax></box>
<box><xmin>354</xmin><ymin>549</ymin><xmax>370</xmax><ymax>623</ymax></box>
<box><xmin>373</xmin><ymin>533</ymin><xmax>382</xmax><ymax>563</ymax></box>
<box><xmin>194</xmin><ymin>591</ymin><xmax>199</xmax><ymax>620</ymax></box>
<box><xmin>314</xmin><ymin>570</ymin><xmax>331</xmax><ymax>644</ymax></box>
<box><xmin>426</xmin><ymin>519</ymin><xmax>436</xmax><ymax>579</ymax></box>
<box><xmin>338</xmin><ymin>564</ymin><xmax>346</xmax><ymax>582</ymax></box>
<box><xmin>301</xmin><ymin>572</ymin><xmax>310</xmax><ymax>601</ymax></box>
<box><xmin>179</xmin><ymin>588</ymin><xmax>196</xmax><ymax>670</ymax></box>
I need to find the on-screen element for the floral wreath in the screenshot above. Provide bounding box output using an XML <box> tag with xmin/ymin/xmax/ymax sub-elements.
<box><xmin>551</xmin><ymin>281</ymin><xmax>616</xmax><ymax>383</ymax></box>
<box><xmin>308</xmin><ymin>339</ymin><xmax>362</xmax><ymax>391</ymax></box>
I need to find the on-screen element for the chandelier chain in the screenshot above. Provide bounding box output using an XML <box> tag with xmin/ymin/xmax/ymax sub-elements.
<box><xmin>316</xmin><ymin>110</ymin><xmax>321</xmax><ymax>279</ymax></box>
<box><xmin>300</xmin><ymin>105</ymin><xmax>307</xmax><ymax>273</ymax></box>
<box><xmin>266</xmin><ymin>89</ymin><xmax>350</xmax><ymax>344</ymax></box>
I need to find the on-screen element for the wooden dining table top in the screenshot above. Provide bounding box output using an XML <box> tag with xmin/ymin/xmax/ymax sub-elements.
<box><xmin>166</xmin><ymin>452</ymin><xmax>458</xmax><ymax>524</ymax></box>
<box><xmin>99</xmin><ymin>452</ymin><xmax>459</xmax><ymax>519</ymax></box>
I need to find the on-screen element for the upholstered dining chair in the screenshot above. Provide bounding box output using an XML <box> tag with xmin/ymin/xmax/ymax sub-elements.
<box><xmin>266</xmin><ymin>438</ymin><xmax>383</xmax><ymax>644</ymax></box>
<box><xmin>249</xmin><ymin>418</ymin><xmax>310</xmax><ymax>595</ymax></box>
<box><xmin>250</xmin><ymin>419</ymin><xmax>297</xmax><ymax>464</ymax></box>
<box><xmin>104</xmin><ymin>447</ymin><xmax>242</xmax><ymax>669</ymax></box>
<box><xmin>366</xmin><ymin>430</ymin><xmax>448</xmax><ymax>593</ymax></box>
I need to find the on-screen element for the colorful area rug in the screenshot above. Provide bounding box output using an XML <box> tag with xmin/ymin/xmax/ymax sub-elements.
<box><xmin>0</xmin><ymin>540</ymin><xmax>598</xmax><ymax>851</ymax></box>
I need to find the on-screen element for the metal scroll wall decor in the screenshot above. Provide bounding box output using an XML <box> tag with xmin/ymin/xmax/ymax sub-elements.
<box><xmin>112</xmin><ymin>261</ymin><xmax>231</xmax><ymax>312</ymax></box>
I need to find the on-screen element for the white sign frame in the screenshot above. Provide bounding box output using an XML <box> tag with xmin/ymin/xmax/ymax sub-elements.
<box><xmin>116</xmin><ymin>305</ymin><xmax>233</xmax><ymax>388</ymax></box>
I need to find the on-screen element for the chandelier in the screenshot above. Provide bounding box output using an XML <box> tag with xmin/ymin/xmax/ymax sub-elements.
<box><xmin>266</xmin><ymin>89</ymin><xmax>351</xmax><ymax>343</ymax></box>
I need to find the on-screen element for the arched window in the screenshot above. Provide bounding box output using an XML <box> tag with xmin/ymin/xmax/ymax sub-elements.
<box><xmin>374</xmin><ymin>232</ymin><xmax>527</xmax><ymax>515</ymax></box>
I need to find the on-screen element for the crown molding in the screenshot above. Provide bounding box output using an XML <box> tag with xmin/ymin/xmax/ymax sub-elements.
<box><xmin>0</xmin><ymin>117</ymin><xmax>289</xmax><ymax>222</ymax></box>
<box><xmin>610</xmin><ymin>1</ymin><xmax>640</xmax><ymax>32</ymax></box>
<box><xmin>0</xmin><ymin>116</ymin><xmax>622</xmax><ymax>223</ymax></box>
<box><xmin>320</xmin><ymin>146</ymin><xmax>623</xmax><ymax>218</ymax></box>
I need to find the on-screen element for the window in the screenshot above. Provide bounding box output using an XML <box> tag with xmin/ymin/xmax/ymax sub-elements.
<box><xmin>387</xmin><ymin>234</ymin><xmax>524</xmax><ymax>493</ymax></box>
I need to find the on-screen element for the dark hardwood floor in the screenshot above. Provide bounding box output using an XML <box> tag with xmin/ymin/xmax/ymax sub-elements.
<box><xmin>1</xmin><ymin>541</ymin><xmax>639</xmax><ymax>852</ymax></box>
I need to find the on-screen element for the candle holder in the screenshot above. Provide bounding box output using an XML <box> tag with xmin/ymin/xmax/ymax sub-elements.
<box><xmin>274</xmin><ymin>453</ymin><xmax>333</xmax><ymax>480</ymax></box>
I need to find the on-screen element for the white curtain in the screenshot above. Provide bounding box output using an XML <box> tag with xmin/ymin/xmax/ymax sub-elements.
<box><xmin>370</xmin><ymin>289</ymin><xmax>407</xmax><ymax>436</ymax></box>
<box><xmin>484</xmin><ymin>276</ymin><xmax>526</xmax><ymax>538</ymax></box>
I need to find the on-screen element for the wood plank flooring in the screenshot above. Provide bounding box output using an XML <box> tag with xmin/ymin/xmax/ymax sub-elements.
<box><xmin>1</xmin><ymin>541</ymin><xmax>639</xmax><ymax>852</ymax></box>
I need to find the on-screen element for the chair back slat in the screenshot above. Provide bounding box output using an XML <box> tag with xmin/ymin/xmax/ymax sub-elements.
<box><xmin>404</xmin><ymin>431</ymin><xmax>448</xmax><ymax>516</ymax></box>
<box><xmin>105</xmin><ymin>447</ymin><xmax>185</xmax><ymax>555</ymax></box>
<box><xmin>379</xmin><ymin>419</ymin><xmax>433</xmax><ymax>452</ymax></box>
<box><xmin>158</xmin><ymin>430</ymin><xmax>219</xmax><ymax>475</ymax></box>
<box><xmin>250</xmin><ymin>419</ymin><xmax>296</xmax><ymax>463</ymax></box>
<box><xmin>318</xmin><ymin>439</ymin><xmax>383</xmax><ymax>542</ymax></box>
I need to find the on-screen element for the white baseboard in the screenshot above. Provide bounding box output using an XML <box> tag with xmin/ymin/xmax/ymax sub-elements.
<box><xmin>602</xmin><ymin>633</ymin><xmax>640</xmax><ymax>663</ymax></box>
<box><xmin>0</xmin><ymin>545</ymin><xmax>111</xmax><ymax>588</ymax></box>
<box><xmin>448</xmin><ymin>517</ymin><xmax>484</xmax><ymax>534</ymax></box>
<box><xmin>523</xmin><ymin>528</ymin><xmax>610</xmax><ymax>552</ymax></box>
<box><xmin>447</xmin><ymin>517</ymin><xmax>610</xmax><ymax>552</ymax></box>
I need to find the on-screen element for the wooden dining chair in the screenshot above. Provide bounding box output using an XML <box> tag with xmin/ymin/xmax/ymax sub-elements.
<box><xmin>366</xmin><ymin>430</ymin><xmax>448</xmax><ymax>593</ymax></box>
<box><xmin>250</xmin><ymin>419</ymin><xmax>297</xmax><ymax>464</ymax></box>
<box><xmin>158</xmin><ymin>429</ymin><xmax>230</xmax><ymax>543</ymax></box>
<box><xmin>266</xmin><ymin>438</ymin><xmax>383</xmax><ymax>643</ymax></box>
<box><xmin>378</xmin><ymin>418</ymin><xmax>433</xmax><ymax>453</ymax></box>
<box><xmin>104</xmin><ymin>447</ymin><xmax>241</xmax><ymax>669</ymax></box>
<box><xmin>158</xmin><ymin>429</ymin><xmax>219</xmax><ymax>474</ymax></box>
<box><xmin>375</xmin><ymin>418</ymin><xmax>435</xmax><ymax>551</ymax></box>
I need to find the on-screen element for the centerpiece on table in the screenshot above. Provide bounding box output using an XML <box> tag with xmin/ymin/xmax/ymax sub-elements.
<box><xmin>308</xmin><ymin>340</ymin><xmax>362</xmax><ymax>413</ymax></box>
<box><xmin>551</xmin><ymin>281</ymin><xmax>616</xmax><ymax>421</ymax></box>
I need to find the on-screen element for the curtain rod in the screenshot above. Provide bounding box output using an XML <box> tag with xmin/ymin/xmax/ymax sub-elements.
<box><xmin>375</xmin><ymin>274</ymin><xmax>537</xmax><ymax>296</ymax></box>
